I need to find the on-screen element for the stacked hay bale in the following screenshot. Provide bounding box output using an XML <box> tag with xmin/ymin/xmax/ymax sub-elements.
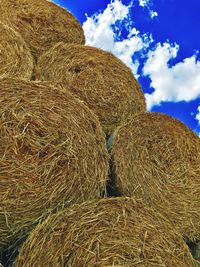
<box><xmin>0</xmin><ymin>1</ymin><xmax>109</xmax><ymax>265</ymax></box>
<box><xmin>13</xmin><ymin>198</ymin><xmax>196</xmax><ymax>267</ymax></box>
<box><xmin>110</xmin><ymin>112</ymin><xmax>200</xmax><ymax>241</ymax></box>
<box><xmin>0</xmin><ymin>0</ymin><xmax>199</xmax><ymax>266</ymax></box>
<box><xmin>0</xmin><ymin>22</ymin><xmax>33</xmax><ymax>79</ymax></box>
<box><xmin>0</xmin><ymin>0</ymin><xmax>85</xmax><ymax>62</ymax></box>
<box><xmin>0</xmin><ymin>78</ymin><xmax>109</xmax><ymax>250</ymax></box>
<box><xmin>34</xmin><ymin>43</ymin><xmax>146</xmax><ymax>136</ymax></box>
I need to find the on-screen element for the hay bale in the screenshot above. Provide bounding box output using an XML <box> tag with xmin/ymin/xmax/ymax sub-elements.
<box><xmin>35</xmin><ymin>43</ymin><xmax>146</xmax><ymax>136</ymax></box>
<box><xmin>0</xmin><ymin>0</ymin><xmax>85</xmax><ymax>61</ymax></box>
<box><xmin>0</xmin><ymin>78</ymin><xmax>109</xmax><ymax>247</ymax></box>
<box><xmin>13</xmin><ymin>198</ymin><xmax>196</xmax><ymax>267</ymax></box>
<box><xmin>0</xmin><ymin>22</ymin><xmax>33</xmax><ymax>79</ymax></box>
<box><xmin>110</xmin><ymin>112</ymin><xmax>200</xmax><ymax>240</ymax></box>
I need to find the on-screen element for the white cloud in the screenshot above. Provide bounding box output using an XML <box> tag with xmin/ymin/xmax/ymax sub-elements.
<box><xmin>83</xmin><ymin>0</ymin><xmax>151</xmax><ymax>75</ymax></box>
<box><xmin>150</xmin><ymin>10</ymin><xmax>158</xmax><ymax>18</ymax></box>
<box><xmin>139</xmin><ymin>0</ymin><xmax>150</xmax><ymax>7</ymax></box>
<box><xmin>195</xmin><ymin>106</ymin><xmax>200</xmax><ymax>136</ymax></box>
<box><xmin>138</xmin><ymin>0</ymin><xmax>158</xmax><ymax>18</ymax></box>
<box><xmin>143</xmin><ymin>42</ymin><xmax>200</xmax><ymax>110</ymax></box>
<box><xmin>196</xmin><ymin>106</ymin><xmax>200</xmax><ymax>124</ymax></box>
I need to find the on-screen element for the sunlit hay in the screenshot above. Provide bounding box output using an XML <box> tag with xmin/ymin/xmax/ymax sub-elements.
<box><xmin>0</xmin><ymin>0</ymin><xmax>85</xmax><ymax>61</ymax></box>
<box><xmin>13</xmin><ymin>198</ymin><xmax>196</xmax><ymax>267</ymax></box>
<box><xmin>0</xmin><ymin>78</ymin><xmax>109</xmax><ymax>247</ymax></box>
<box><xmin>35</xmin><ymin>43</ymin><xmax>146</xmax><ymax>136</ymax></box>
<box><xmin>110</xmin><ymin>112</ymin><xmax>200</xmax><ymax>240</ymax></box>
<box><xmin>0</xmin><ymin>22</ymin><xmax>33</xmax><ymax>79</ymax></box>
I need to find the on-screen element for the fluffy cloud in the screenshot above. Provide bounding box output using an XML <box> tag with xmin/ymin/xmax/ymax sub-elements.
<box><xmin>138</xmin><ymin>0</ymin><xmax>158</xmax><ymax>18</ymax></box>
<box><xmin>149</xmin><ymin>10</ymin><xmax>158</xmax><ymax>18</ymax></box>
<box><xmin>195</xmin><ymin>106</ymin><xmax>200</xmax><ymax>136</ymax></box>
<box><xmin>83</xmin><ymin>0</ymin><xmax>151</xmax><ymax>75</ymax></box>
<box><xmin>196</xmin><ymin>106</ymin><xmax>200</xmax><ymax>125</ymax></box>
<box><xmin>143</xmin><ymin>42</ymin><xmax>200</xmax><ymax>110</ymax></box>
<box><xmin>139</xmin><ymin>0</ymin><xmax>150</xmax><ymax>7</ymax></box>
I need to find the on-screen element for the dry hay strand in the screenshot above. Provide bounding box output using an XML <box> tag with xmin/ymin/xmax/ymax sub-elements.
<box><xmin>0</xmin><ymin>22</ymin><xmax>33</xmax><ymax>79</ymax></box>
<box><xmin>0</xmin><ymin>0</ymin><xmax>85</xmax><ymax>61</ymax></box>
<box><xmin>13</xmin><ymin>197</ymin><xmax>196</xmax><ymax>267</ymax></box>
<box><xmin>35</xmin><ymin>43</ymin><xmax>146</xmax><ymax>136</ymax></box>
<box><xmin>0</xmin><ymin>78</ymin><xmax>109</xmax><ymax>247</ymax></box>
<box><xmin>110</xmin><ymin>112</ymin><xmax>200</xmax><ymax>240</ymax></box>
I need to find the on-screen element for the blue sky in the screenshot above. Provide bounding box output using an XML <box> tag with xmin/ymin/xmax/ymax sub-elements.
<box><xmin>53</xmin><ymin>0</ymin><xmax>200</xmax><ymax>134</ymax></box>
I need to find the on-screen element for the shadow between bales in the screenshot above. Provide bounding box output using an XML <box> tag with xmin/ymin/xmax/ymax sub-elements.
<box><xmin>187</xmin><ymin>240</ymin><xmax>200</xmax><ymax>266</ymax></box>
<box><xmin>0</xmin><ymin>233</ymin><xmax>29</xmax><ymax>267</ymax></box>
<box><xmin>106</xmin><ymin>133</ymin><xmax>122</xmax><ymax>198</ymax></box>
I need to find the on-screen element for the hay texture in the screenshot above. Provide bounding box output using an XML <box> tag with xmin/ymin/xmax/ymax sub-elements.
<box><xmin>0</xmin><ymin>0</ymin><xmax>85</xmax><ymax>61</ymax></box>
<box><xmin>0</xmin><ymin>22</ymin><xmax>33</xmax><ymax>79</ymax></box>
<box><xmin>111</xmin><ymin>112</ymin><xmax>200</xmax><ymax>240</ymax></box>
<box><xmin>13</xmin><ymin>198</ymin><xmax>196</xmax><ymax>267</ymax></box>
<box><xmin>35</xmin><ymin>43</ymin><xmax>146</xmax><ymax>136</ymax></box>
<box><xmin>0</xmin><ymin>78</ymin><xmax>109</xmax><ymax>247</ymax></box>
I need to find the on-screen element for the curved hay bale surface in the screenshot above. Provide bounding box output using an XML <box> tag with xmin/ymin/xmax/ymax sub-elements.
<box><xmin>0</xmin><ymin>78</ymin><xmax>109</xmax><ymax>247</ymax></box>
<box><xmin>0</xmin><ymin>22</ymin><xmax>33</xmax><ymax>79</ymax></box>
<box><xmin>111</xmin><ymin>112</ymin><xmax>200</xmax><ymax>240</ymax></box>
<box><xmin>35</xmin><ymin>43</ymin><xmax>146</xmax><ymax>136</ymax></box>
<box><xmin>0</xmin><ymin>0</ymin><xmax>85</xmax><ymax>60</ymax></box>
<box><xmin>14</xmin><ymin>198</ymin><xmax>195</xmax><ymax>267</ymax></box>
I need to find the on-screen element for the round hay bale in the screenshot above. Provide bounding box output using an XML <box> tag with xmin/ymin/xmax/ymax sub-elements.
<box><xmin>0</xmin><ymin>78</ymin><xmax>109</xmax><ymax>247</ymax></box>
<box><xmin>35</xmin><ymin>43</ymin><xmax>146</xmax><ymax>136</ymax></box>
<box><xmin>110</xmin><ymin>112</ymin><xmax>200</xmax><ymax>240</ymax></box>
<box><xmin>0</xmin><ymin>22</ymin><xmax>33</xmax><ymax>79</ymax></box>
<box><xmin>13</xmin><ymin>198</ymin><xmax>196</xmax><ymax>267</ymax></box>
<box><xmin>0</xmin><ymin>0</ymin><xmax>85</xmax><ymax>61</ymax></box>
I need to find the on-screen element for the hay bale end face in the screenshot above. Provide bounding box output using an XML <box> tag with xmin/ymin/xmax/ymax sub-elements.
<box><xmin>0</xmin><ymin>78</ymin><xmax>109</xmax><ymax>247</ymax></box>
<box><xmin>0</xmin><ymin>22</ymin><xmax>33</xmax><ymax>80</ymax></box>
<box><xmin>0</xmin><ymin>0</ymin><xmax>85</xmax><ymax>60</ymax></box>
<box><xmin>111</xmin><ymin>112</ymin><xmax>200</xmax><ymax>240</ymax></box>
<box><xmin>14</xmin><ymin>198</ymin><xmax>196</xmax><ymax>267</ymax></box>
<box><xmin>35</xmin><ymin>43</ymin><xmax>146</xmax><ymax>136</ymax></box>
